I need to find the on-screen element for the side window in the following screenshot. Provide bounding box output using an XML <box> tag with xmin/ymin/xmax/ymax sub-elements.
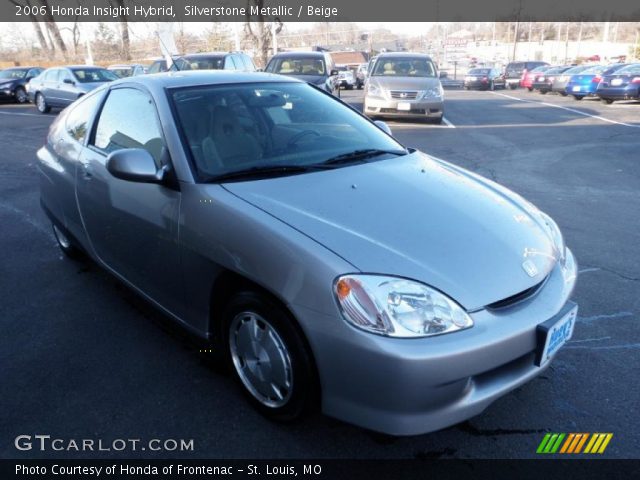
<box><xmin>65</xmin><ymin>91</ymin><xmax>105</xmax><ymax>144</ymax></box>
<box><xmin>242</xmin><ymin>55</ymin><xmax>256</xmax><ymax>71</ymax></box>
<box><xmin>224</xmin><ymin>55</ymin><xmax>237</xmax><ymax>70</ymax></box>
<box><xmin>60</xmin><ymin>70</ymin><xmax>73</xmax><ymax>83</ymax></box>
<box><xmin>92</xmin><ymin>88</ymin><xmax>165</xmax><ymax>165</ymax></box>
<box><xmin>44</xmin><ymin>70</ymin><xmax>59</xmax><ymax>82</ymax></box>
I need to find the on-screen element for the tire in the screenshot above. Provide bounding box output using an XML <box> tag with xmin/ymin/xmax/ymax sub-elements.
<box><xmin>540</xmin><ymin>90</ymin><xmax>547</xmax><ymax>95</ymax></box>
<box><xmin>223</xmin><ymin>291</ymin><xmax>318</xmax><ymax>422</ymax></box>
<box><xmin>527</xmin><ymin>87</ymin><xmax>533</xmax><ymax>92</ymax></box>
<box><xmin>15</xmin><ymin>87</ymin><xmax>28</xmax><ymax>104</ymax></box>
<box><xmin>52</xmin><ymin>223</ymin><xmax>83</xmax><ymax>259</ymax></box>
<box><xmin>347</xmin><ymin>84</ymin><xmax>354</xmax><ymax>90</ymax></box>
<box><xmin>573</xmin><ymin>95</ymin><xmax>584</xmax><ymax>101</ymax></box>
<box><xmin>509</xmin><ymin>83</ymin><xmax>517</xmax><ymax>90</ymax></box>
<box><xmin>601</xmin><ymin>98</ymin><xmax>614</xmax><ymax>104</ymax></box>
<box><xmin>560</xmin><ymin>92</ymin><xmax>568</xmax><ymax>97</ymax></box>
<box><xmin>35</xmin><ymin>93</ymin><xmax>51</xmax><ymax>113</ymax></box>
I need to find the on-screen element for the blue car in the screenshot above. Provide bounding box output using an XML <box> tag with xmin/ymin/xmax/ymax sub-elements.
<box><xmin>596</xmin><ymin>63</ymin><xmax>640</xmax><ymax>104</ymax></box>
<box><xmin>565</xmin><ymin>64</ymin><xmax>627</xmax><ymax>100</ymax></box>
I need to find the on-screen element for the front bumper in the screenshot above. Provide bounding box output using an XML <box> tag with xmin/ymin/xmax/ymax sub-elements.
<box><xmin>292</xmin><ymin>248</ymin><xmax>577</xmax><ymax>436</ymax></box>
<box><xmin>0</xmin><ymin>89</ymin><xmax>15</xmax><ymax>100</ymax></box>
<box><xmin>364</xmin><ymin>95</ymin><xmax>444</xmax><ymax>118</ymax></box>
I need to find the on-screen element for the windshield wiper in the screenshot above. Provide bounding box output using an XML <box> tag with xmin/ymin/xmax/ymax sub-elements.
<box><xmin>206</xmin><ymin>164</ymin><xmax>328</xmax><ymax>182</ymax></box>
<box><xmin>320</xmin><ymin>148</ymin><xmax>407</xmax><ymax>166</ymax></box>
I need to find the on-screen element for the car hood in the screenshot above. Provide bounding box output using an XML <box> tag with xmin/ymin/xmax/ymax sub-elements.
<box><xmin>370</xmin><ymin>75</ymin><xmax>440</xmax><ymax>90</ymax></box>
<box><xmin>0</xmin><ymin>79</ymin><xmax>18</xmax><ymax>88</ymax></box>
<box><xmin>223</xmin><ymin>152</ymin><xmax>558</xmax><ymax>311</ymax></box>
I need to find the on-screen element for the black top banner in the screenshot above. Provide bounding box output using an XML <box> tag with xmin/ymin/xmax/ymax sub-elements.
<box><xmin>3</xmin><ymin>0</ymin><xmax>640</xmax><ymax>22</ymax></box>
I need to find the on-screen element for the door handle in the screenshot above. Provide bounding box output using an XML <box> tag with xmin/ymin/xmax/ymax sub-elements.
<box><xmin>80</xmin><ymin>161</ymin><xmax>92</xmax><ymax>180</ymax></box>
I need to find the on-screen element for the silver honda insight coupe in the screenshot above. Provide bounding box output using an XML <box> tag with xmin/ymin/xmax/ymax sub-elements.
<box><xmin>37</xmin><ymin>71</ymin><xmax>577</xmax><ymax>436</ymax></box>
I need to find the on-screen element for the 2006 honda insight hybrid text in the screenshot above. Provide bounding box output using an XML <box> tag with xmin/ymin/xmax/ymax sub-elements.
<box><xmin>38</xmin><ymin>71</ymin><xmax>577</xmax><ymax>436</ymax></box>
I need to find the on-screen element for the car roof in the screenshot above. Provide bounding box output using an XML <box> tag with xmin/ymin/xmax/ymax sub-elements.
<box><xmin>108</xmin><ymin>64</ymin><xmax>140</xmax><ymax>68</ymax></box>
<box><xmin>182</xmin><ymin>52</ymin><xmax>230</xmax><ymax>58</ymax></box>
<box><xmin>118</xmin><ymin>70</ymin><xmax>300</xmax><ymax>90</ymax></box>
<box><xmin>271</xmin><ymin>51</ymin><xmax>326</xmax><ymax>58</ymax></box>
<box><xmin>4</xmin><ymin>66</ymin><xmax>39</xmax><ymax>70</ymax></box>
<box><xmin>376</xmin><ymin>52</ymin><xmax>433</xmax><ymax>60</ymax></box>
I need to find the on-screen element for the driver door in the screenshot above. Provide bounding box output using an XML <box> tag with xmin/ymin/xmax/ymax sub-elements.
<box><xmin>76</xmin><ymin>86</ymin><xmax>184</xmax><ymax>313</ymax></box>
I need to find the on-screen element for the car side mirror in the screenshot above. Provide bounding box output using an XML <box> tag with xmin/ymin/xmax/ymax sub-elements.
<box><xmin>374</xmin><ymin>120</ymin><xmax>392</xmax><ymax>136</ymax></box>
<box><xmin>106</xmin><ymin>149</ymin><xmax>165</xmax><ymax>183</ymax></box>
<box><xmin>63</xmin><ymin>78</ymin><xmax>75</xmax><ymax>85</ymax></box>
<box><xmin>330</xmin><ymin>69</ymin><xmax>339</xmax><ymax>76</ymax></box>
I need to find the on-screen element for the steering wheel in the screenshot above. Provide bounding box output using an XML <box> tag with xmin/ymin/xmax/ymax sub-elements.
<box><xmin>287</xmin><ymin>130</ymin><xmax>321</xmax><ymax>149</ymax></box>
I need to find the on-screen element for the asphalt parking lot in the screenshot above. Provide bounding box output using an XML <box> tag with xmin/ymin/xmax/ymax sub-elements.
<box><xmin>1</xmin><ymin>87</ymin><xmax>638</xmax><ymax>459</ymax></box>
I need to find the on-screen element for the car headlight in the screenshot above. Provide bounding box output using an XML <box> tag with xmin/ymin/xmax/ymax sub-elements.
<box><xmin>422</xmin><ymin>84</ymin><xmax>444</xmax><ymax>99</ymax></box>
<box><xmin>538</xmin><ymin>212</ymin><xmax>566</xmax><ymax>263</ymax></box>
<box><xmin>367</xmin><ymin>83</ymin><xmax>383</xmax><ymax>98</ymax></box>
<box><xmin>334</xmin><ymin>275</ymin><xmax>473</xmax><ymax>338</ymax></box>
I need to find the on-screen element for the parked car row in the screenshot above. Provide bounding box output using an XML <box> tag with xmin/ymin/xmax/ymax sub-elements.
<box><xmin>527</xmin><ymin>63</ymin><xmax>640</xmax><ymax>103</ymax></box>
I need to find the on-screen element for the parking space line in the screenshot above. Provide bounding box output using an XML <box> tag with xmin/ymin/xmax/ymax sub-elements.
<box><xmin>0</xmin><ymin>110</ymin><xmax>50</xmax><ymax>118</ymax></box>
<box><xmin>442</xmin><ymin>117</ymin><xmax>456</xmax><ymax>128</ymax></box>
<box><xmin>489</xmin><ymin>91</ymin><xmax>639</xmax><ymax>128</ymax></box>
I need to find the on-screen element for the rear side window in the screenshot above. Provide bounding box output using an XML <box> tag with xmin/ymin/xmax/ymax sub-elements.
<box><xmin>44</xmin><ymin>70</ymin><xmax>59</xmax><ymax>82</ymax></box>
<box><xmin>65</xmin><ymin>90</ymin><xmax>105</xmax><ymax>144</ymax></box>
<box><xmin>241</xmin><ymin>55</ymin><xmax>256</xmax><ymax>71</ymax></box>
<box><xmin>224</xmin><ymin>56</ymin><xmax>237</xmax><ymax>70</ymax></box>
<box><xmin>92</xmin><ymin>88</ymin><xmax>165</xmax><ymax>165</ymax></box>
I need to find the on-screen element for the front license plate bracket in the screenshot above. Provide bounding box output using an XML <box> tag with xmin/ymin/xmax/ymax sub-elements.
<box><xmin>535</xmin><ymin>301</ymin><xmax>578</xmax><ymax>367</ymax></box>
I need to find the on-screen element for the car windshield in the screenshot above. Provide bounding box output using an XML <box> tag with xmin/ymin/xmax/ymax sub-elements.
<box><xmin>178</xmin><ymin>56</ymin><xmax>224</xmax><ymax>70</ymax></box>
<box><xmin>468</xmin><ymin>69</ymin><xmax>490</xmax><ymax>75</ymax></box>
<box><xmin>267</xmin><ymin>57</ymin><xmax>326</xmax><ymax>75</ymax></box>
<box><xmin>545</xmin><ymin>68</ymin><xmax>564</xmax><ymax>74</ymax></box>
<box><xmin>72</xmin><ymin>68</ymin><xmax>118</xmax><ymax>82</ymax></box>
<box><xmin>531</xmin><ymin>66</ymin><xmax>550</xmax><ymax>73</ymax></box>
<box><xmin>580</xmin><ymin>65</ymin><xmax>606</xmax><ymax>74</ymax></box>
<box><xmin>372</xmin><ymin>58</ymin><xmax>436</xmax><ymax>77</ymax></box>
<box><xmin>616</xmin><ymin>64</ymin><xmax>640</xmax><ymax>74</ymax></box>
<box><xmin>109</xmin><ymin>67</ymin><xmax>133</xmax><ymax>78</ymax></box>
<box><xmin>171</xmin><ymin>82</ymin><xmax>406</xmax><ymax>181</ymax></box>
<box><xmin>564</xmin><ymin>66</ymin><xmax>590</xmax><ymax>75</ymax></box>
<box><xmin>0</xmin><ymin>69</ymin><xmax>27</xmax><ymax>80</ymax></box>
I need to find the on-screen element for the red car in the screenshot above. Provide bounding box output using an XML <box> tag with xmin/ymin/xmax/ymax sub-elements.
<box><xmin>521</xmin><ymin>65</ymin><xmax>553</xmax><ymax>91</ymax></box>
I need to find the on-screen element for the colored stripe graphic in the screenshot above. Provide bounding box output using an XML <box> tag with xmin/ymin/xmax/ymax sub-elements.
<box><xmin>539</xmin><ymin>433</ymin><xmax>613</xmax><ymax>454</ymax></box>
<box><xmin>537</xmin><ymin>433</ymin><xmax>565</xmax><ymax>454</ymax></box>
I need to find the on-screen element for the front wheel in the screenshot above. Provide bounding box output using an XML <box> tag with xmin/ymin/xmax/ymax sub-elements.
<box><xmin>15</xmin><ymin>87</ymin><xmax>28</xmax><ymax>104</ymax></box>
<box><xmin>573</xmin><ymin>95</ymin><xmax>584</xmax><ymax>101</ymax></box>
<box><xmin>35</xmin><ymin>93</ymin><xmax>51</xmax><ymax>113</ymax></box>
<box><xmin>601</xmin><ymin>98</ymin><xmax>614</xmax><ymax>104</ymax></box>
<box><xmin>527</xmin><ymin>87</ymin><xmax>533</xmax><ymax>92</ymax></box>
<box><xmin>224</xmin><ymin>291</ymin><xmax>318</xmax><ymax>421</ymax></box>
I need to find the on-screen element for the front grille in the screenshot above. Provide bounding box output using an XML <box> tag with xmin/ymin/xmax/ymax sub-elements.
<box><xmin>380</xmin><ymin>108</ymin><xmax>426</xmax><ymax>114</ymax></box>
<box><xmin>486</xmin><ymin>277</ymin><xmax>547</xmax><ymax>310</ymax></box>
<box><xmin>390</xmin><ymin>90</ymin><xmax>419</xmax><ymax>100</ymax></box>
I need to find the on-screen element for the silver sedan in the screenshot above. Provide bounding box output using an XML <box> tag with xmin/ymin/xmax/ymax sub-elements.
<box><xmin>37</xmin><ymin>71</ymin><xmax>577</xmax><ymax>436</ymax></box>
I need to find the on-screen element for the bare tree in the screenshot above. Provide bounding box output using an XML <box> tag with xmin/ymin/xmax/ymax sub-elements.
<box><xmin>8</xmin><ymin>0</ymin><xmax>51</xmax><ymax>54</ymax></box>
<box><xmin>37</xmin><ymin>0</ymin><xmax>68</xmax><ymax>59</ymax></box>
<box><xmin>111</xmin><ymin>0</ymin><xmax>130</xmax><ymax>60</ymax></box>
<box><xmin>244</xmin><ymin>0</ymin><xmax>282</xmax><ymax>68</ymax></box>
